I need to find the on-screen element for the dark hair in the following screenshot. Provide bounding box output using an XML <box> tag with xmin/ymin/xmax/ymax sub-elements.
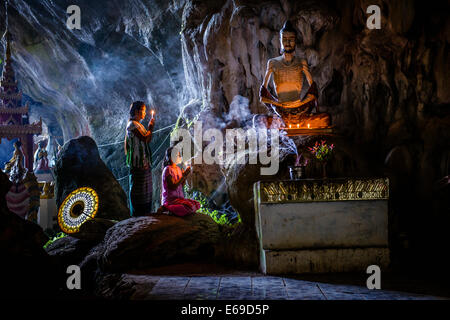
<box><xmin>163</xmin><ymin>146</ymin><xmax>175</xmax><ymax>167</ymax></box>
<box><xmin>280</xmin><ymin>20</ymin><xmax>297</xmax><ymax>36</ymax></box>
<box><xmin>129</xmin><ymin>101</ymin><xmax>145</xmax><ymax>118</ymax></box>
<box><xmin>14</xmin><ymin>140</ymin><xmax>22</xmax><ymax>148</ymax></box>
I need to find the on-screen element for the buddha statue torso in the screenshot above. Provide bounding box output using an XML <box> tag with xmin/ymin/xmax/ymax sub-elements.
<box><xmin>269</xmin><ymin>56</ymin><xmax>308</xmax><ymax>103</ymax></box>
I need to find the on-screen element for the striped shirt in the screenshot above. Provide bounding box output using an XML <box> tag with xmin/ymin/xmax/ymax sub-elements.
<box><xmin>125</xmin><ymin>120</ymin><xmax>152</xmax><ymax>169</ymax></box>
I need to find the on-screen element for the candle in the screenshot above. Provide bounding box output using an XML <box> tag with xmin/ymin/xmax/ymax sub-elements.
<box><xmin>297</xmin><ymin>124</ymin><xmax>299</xmax><ymax>128</ymax></box>
<box><xmin>307</xmin><ymin>123</ymin><xmax>310</xmax><ymax>129</ymax></box>
<box><xmin>289</xmin><ymin>124</ymin><xmax>292</xmax><ymax>129</ymax></box>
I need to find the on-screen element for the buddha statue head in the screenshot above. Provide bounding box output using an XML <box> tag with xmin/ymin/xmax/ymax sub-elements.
<box><xmin>279</xmin><ymin>20</ymin><xmax>297</xmax><ymax>55</ymax></box>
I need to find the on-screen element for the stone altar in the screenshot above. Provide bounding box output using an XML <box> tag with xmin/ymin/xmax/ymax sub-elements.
<box><xmin>254</xmin><ymin>178</ymin><xmax>390</xmax><ymax>274</ymax></box>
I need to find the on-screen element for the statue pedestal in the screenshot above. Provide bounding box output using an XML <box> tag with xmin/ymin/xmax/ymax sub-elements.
<box><xmin>38</xmin><ymin>198</ymin><xmax>56</xmax><ymax>231</ymax></box>
<box><xmin>283</xmin><ymin>127</ymin><xmax>334</xmax><ymax>137</ymax></box>
<box><xmin>253</xmin><ymin>178</ymin><xmax>390</xmax><ymax>274</ymax></box>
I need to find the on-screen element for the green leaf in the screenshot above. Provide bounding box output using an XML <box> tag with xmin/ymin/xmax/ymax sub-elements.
<box><xmin>43</xmin><ymin>232</ymin><xmax>67</xmax><ymax>249</ymax></box>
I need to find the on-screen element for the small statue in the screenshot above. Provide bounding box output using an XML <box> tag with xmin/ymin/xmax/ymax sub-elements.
<box><xmin>260</xmin><ymin>21</ymin><xmax>330</xmax><ymax>128</ymax></box>
<box><xmin>4</xmin><ymin>140</ymin><xmax>27</xmax><ymax>184</ymax></box>
<box><xmin>34</xmin><ymin>139</ymin><xmax>51</xmax><ymax>174</ymax></box>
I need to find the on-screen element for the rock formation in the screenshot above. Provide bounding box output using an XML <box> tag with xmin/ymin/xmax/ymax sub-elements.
<box><xmin>45</xmin><ymin>212</ymin><xmax>223</xmax><ymax>295</ymax></box>
<box><xmin>54</xmin><ymin>136</ymin><xmax>130</xmax><ymax>221</ymax></box>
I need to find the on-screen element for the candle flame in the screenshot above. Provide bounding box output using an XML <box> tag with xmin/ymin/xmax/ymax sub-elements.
<box><xmin>307</xmin><ymin>123</ymin><xmax>310</xmax><ymax>129</ymax></box>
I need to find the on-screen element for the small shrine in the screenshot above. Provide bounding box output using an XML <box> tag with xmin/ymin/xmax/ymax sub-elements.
<box><xmin>0</xmin><ymin>29</ymin><xmax>42</xmax><ymax>168</ymax></box>
<box><xmin>0</xmin><ymin>6</ymin><xmax>54</xmax><ymax>227</ymax></box>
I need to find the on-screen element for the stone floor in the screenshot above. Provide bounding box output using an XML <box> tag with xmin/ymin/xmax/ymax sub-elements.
<box><xmin>114</xmin><ymin>274</ymin><xmax>446</xmax><ymax>300</ymax></box>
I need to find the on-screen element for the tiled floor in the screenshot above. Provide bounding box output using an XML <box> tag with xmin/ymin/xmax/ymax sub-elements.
<box><xmin>117</xmin><ymin>275</ymin><xmax>446</xmax><ymax>300</ymax></box>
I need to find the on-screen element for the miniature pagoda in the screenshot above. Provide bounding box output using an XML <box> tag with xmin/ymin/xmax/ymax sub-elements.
<box><xmin>0</xmin><ymin>24</ymin><xmax>42</xmax><ymax>170</ymax></box>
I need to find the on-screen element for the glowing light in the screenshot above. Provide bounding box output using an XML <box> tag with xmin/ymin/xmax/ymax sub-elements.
<box><xmin>57</xmin><ymin>187</ymin><xmax>99</xmax><ymax>234</ymax></box>
<box><xmin>297</xmin><ymin>124</ymin><xmax>300</xmax><ymax>128</ymax></box>
<box><xmin>289</xmin><ymin>124</ymin><xmax>292</xmax><ymax>129</ymax></box>
<box><xmin>307</xmin><ymin>123</ymin><xmax>310</xmax><ymax>129</ymax></box>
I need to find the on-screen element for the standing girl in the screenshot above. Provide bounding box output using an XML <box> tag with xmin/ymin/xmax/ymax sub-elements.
<box><xmin>125</xmin><ymin>101</ymin><xmax>155</xmax><ymax>216</ymax></box>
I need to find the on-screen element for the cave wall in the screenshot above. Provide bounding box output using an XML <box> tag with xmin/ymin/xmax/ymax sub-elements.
<box><xmin>0</xmin><ymin>0</ymin><xmax>187</xmax><ymax>192</ymax></box>
<box><xmin>182</xmin><ymin>0</ymin><xmax>449</xmax><ymax>139</ymax></box>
